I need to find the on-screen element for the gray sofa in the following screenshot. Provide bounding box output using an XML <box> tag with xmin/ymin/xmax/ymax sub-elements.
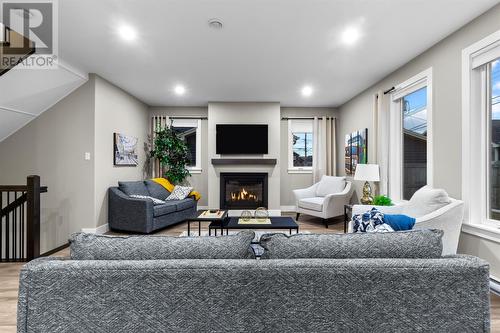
<box><xmin>108</xmin><ymin>180</ymin><xmax>197</xmax><ymax>233</ymax></box>
<box><xmin>17</xmin><ymin>231</ymin><xmax>491</xmax><ymax>332</ymax></box>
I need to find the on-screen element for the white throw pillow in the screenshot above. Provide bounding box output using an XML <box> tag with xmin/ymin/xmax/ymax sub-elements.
<box><xmin>402</xmin><ymin>186</ymin><xmax>451</xmax><ymax>218</ymax></box>
<box><xmin>315</xmin><ymin>176</ymin><xmax>346</xmax><ymax>197</ymax></box>
<box><xmin>129</xmin><ymin>194</ymin><xmax>165</xmax><ymax>205</ymax></box>
<box><xmin>165</xmin><ymin>185</ymin><xmax>193</xmax><ymax>201</ymax></box>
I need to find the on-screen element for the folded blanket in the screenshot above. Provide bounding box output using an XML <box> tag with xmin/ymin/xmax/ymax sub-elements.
<box><xmin>152</xmin><ymin>177</ymin><xmax>201</xmax><ymax>201</ymax></box>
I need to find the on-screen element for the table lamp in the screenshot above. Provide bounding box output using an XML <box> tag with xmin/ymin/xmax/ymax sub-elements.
<box><xmin>354</xmin><ymin>164</ymin><xmax>380</xmax><ymax>204</ymax></box>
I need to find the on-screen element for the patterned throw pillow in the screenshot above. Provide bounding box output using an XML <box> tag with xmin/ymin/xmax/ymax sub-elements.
<box><xmin>165</xmin><ymin>185</ymin><xmax>193</xmax><ymax>201</ymax></box>
<box><xmin>352</xmin><ymin>207</ymin><xmax>394</xmax><ymax>233</ymax></box>
<box><xmin>129</xmin><ymin>194</ymin><xmax>165</xmax><ymax>205</ymax></box>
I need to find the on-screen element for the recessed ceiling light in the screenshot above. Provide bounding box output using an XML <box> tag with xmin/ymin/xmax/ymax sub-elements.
<box><xmin>118</xmin><ymin>25</ymin><xmax>137</xmax><ymax>42</ymax></box>
<box><xmin>301</xmin><ymin>85</ymin><xmax>313</xmax><ymax>97</ymax></box>
<box><xmin>208</xmin><ymin>18</ymin><xmax>223</xmax><ymax>30</ymax></box>
<box><xmin>174</xmin><ymin>84</ymin><xmax>186</xmax><ymax>95</ymax></box>
<box><xmin>341</xmin><ymin>27</ymin><xmax>361</xmax><ymax>46</ymax></box>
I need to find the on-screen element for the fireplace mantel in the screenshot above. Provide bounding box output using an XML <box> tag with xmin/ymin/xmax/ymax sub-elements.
<box><xmin>211</xmin><ymin>158</ymin><xmax>277</xmax><ymax>166</ymax></box>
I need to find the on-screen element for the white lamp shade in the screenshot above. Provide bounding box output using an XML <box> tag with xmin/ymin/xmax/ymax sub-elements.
<box><xmin>354</xmin><ymin>164</ymin><xmax>380</xmax><ymax>182</ymax></box>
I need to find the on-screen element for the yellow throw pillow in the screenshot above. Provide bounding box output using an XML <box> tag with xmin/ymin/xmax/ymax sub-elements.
<box><xmin>151</xmin><ymin>178</ymin><xmax>201</xmax><ymax>201</ymax></box>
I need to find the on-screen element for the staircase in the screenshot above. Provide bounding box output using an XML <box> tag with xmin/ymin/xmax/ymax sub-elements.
<box><xmin>0</xmin><ymin>24</ymin><xmax>88</xmax><ymax>143</ymax></box>
<box><xmin>0</xmin><ymin>175</ymin><xmax>47</xmax><ymax>262</ymax></box>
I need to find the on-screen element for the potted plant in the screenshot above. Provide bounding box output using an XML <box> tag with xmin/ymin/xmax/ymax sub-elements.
<box><xmin>150</xmin><ymin>125</ymin><xmax>191</xmax><ymax>184</ymax></box>
<box><xmin>372</xmin><ymin>195</ymin><xmax>393</xmax><ymax>206</ymax></box>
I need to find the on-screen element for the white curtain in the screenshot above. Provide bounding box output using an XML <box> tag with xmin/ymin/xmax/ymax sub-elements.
<box><xmin>312</xmin><ymin>116</ymin><xmax>337</xmax><ymax>183</ymax></box>
<box><xmin>375</xmin><ymin>91</ymin><xmax>390</xmax><ymax>195</ymax></box>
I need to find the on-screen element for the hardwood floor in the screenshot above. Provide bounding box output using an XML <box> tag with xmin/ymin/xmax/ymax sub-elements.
<box><xmin>1</xmin><ymin>216</ymin><xmax>499</xmax><ymax>332</ymax></box>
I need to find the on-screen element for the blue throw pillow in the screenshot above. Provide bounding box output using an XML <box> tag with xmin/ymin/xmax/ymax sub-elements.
<box><xmin>383</xmin><ymin>214</ymin><xmax>416</xmax><ymax>231</ymax></box>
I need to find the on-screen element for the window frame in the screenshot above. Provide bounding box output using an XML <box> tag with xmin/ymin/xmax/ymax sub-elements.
<box><xmin>287</xmin><ymin>119</ymin><xmax>313</xmax><ymax>174</ymax></box>
<box><xmin>389</xmin><ymin>67</ymin><xmax>433</xmax><ymax>201</ymax></box>
<box><xmin>171</xmin><ymin>118</ymin><xmax>202</xmax><ymax>174</ymax></box>
<box><xmin>462</xmin><ymin>29</ymin><xmax>500</xmax><ymax>227</ymax></box>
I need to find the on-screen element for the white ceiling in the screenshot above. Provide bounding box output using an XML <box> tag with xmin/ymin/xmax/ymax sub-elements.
<box><xmin>56</xmin><ymin>0</ymin><xmax>498</xmax><ymax>107</ymax></box>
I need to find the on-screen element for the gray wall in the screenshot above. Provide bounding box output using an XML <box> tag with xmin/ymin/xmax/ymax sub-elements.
<box><xmin>336</xmin><ymin>4</ymin><xmax>500</xmax><ymax>276</ymax></box>
<box><xmin>148</xmin><ymin>107</ymin><xmax>209</xmax><ymax>207</ymax></box>
<box><xmin>0</xmin><ymin>79</ymin><xmax>94</xmax><ymax>252</ymax></box>
<box><xmin>94</xmin><ymin>75</ymin><xmax>149</xmax><ymax>227</ymax></box>
<box><xmin>280</xmin><ymin>107</ymin><xmax>338</xmax><ymax>208</ymax></box>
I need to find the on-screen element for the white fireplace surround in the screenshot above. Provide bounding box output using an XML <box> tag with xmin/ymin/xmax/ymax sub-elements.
<box><xmin>207</xmin><ymin>102</ymin><xmax>281</xmax><ymax>215</ymax></box>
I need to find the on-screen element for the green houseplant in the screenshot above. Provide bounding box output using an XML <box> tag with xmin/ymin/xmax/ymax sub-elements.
<box><xmin>373</xmin><ymin>195</ymin><xmax>393</xmax><ymax>206</ymax></box>
<box><xmin>150</xmin><ymin>125</ymin><xmax>191</xmax><ymax>184</ymax></box>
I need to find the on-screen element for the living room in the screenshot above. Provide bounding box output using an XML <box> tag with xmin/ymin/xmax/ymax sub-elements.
<box><xmin>1</xmin><ymin>0</ymin><xmax>500</xmax><ymax>331</ymax></box>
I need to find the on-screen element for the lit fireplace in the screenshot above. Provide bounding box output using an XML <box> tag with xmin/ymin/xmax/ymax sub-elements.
<box><xmin>230</xmin><ymin>188</ymin><xmax>259</xmax><ymax>202</ymax></box>
<box><xmin>220</xmin><ymin>173</ymin><xmax>268</xmax><ymax>209</ymax></box>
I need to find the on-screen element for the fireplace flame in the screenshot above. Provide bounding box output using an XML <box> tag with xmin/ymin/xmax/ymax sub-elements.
<box><xmin>230</xmin><ymin>188</ymin><xmax>258</xmax><ymax>201</ymax></box>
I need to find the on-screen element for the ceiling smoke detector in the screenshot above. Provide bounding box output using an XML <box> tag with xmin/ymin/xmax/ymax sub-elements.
<box><xmin>208</xmin><ymin>19</ymin><xmax>223</xmax><ymax>30</ymax></box>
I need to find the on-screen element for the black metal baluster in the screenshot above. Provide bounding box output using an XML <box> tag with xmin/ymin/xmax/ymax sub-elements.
<box><xmin>14</xmin><ymin>192</ymin><xmax>17</xmax><ymax>260</ymax></box>
<box><xmin>6</xmin><ymin>192</ymin><xmax>9</xmax><ymax>261</ymax></box>
<box><xmin>0</xmin><ymin>191</ymin><xmax>2</xmax><ymax>261</ymax></box>
<box><xmin>21</xmin><ymin>197</ymin><xmax>24</xmax><ymax>260</ymax></box>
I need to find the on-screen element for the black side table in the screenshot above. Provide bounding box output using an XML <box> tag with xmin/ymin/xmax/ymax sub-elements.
<box><xmin>343</xmin><ymin>204</ymin><xmax>353</xmax><ymax>233</ymax></box>
<box><xmin>186</xmin><ymin>210</ymin><xmax>228</xmax><ymax>236</ymax></box>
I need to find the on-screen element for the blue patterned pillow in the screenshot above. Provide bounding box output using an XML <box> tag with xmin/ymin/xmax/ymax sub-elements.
<box><xmin>352</xmin><ymin>207</ymin><xmax>394</xmax><ymax>233</ymax></box>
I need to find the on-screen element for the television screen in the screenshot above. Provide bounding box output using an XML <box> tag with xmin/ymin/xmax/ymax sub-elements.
<box><xmin>216</xmin><ymin>124</ymin><xmax>268</xmax><ymax>154</ymax></box>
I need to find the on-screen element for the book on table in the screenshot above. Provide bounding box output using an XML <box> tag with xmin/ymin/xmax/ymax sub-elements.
<box><xmin>199</xmin><ymin>210</ymin><xmax>225</xmax><ymax>219</ymax></box>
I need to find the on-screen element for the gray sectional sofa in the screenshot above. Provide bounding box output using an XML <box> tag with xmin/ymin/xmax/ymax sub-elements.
<box><xmin>17</xmin><ymin>230</ymin><xmax>491</xmax><ymax>332</ymax></box>
<box><xmin>108</xmin><ymin>180</ymin><xmax>197</xmax><ymax>233</ymax></box>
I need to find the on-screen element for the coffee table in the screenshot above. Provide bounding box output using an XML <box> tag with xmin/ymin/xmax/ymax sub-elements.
<box><xmin>209</xmin><ymin>216</ymin><xmax>299</xmax><ymax>236</ymax></box>
<box><xmin>186</xmin><ymin>210</ymin><xmax>228</xmax><ymax>236</ymax></box>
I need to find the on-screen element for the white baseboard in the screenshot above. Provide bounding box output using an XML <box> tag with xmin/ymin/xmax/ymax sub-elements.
<box><xmin>82</xmin><ymin>224</ymin><xmax>109</xmax><ymax>234</ymax></box>
<box><xmin>280</xmin><ymin>205</ymin><xmax>296</xmax><ymax>212</ymax></box>
<box><xmin>198</xmin><ymin>206</ymin><xmax>209</xmax><ymax>210</ymax></box>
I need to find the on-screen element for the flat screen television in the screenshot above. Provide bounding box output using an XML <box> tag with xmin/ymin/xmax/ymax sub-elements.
<box><xmin>216</xmin><ymin>124</ymin><xmax>268</xmax><ymax>154</ymax></box>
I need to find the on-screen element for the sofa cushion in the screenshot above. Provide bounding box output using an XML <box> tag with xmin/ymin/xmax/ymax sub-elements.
<box><xmin>316</xmin><ymin>176</ymin><xmax>346</xmax><ymax>197</ymax></box>
<box><xmin>118</xmin><ymin>181</ymin><xmax>149</xmax><ymax>196</ymax></box>
<box><xmin>174</xmin><ymin>198</ymin><xmax>196</xmax><ymax>211</ymax></box>
<box><xmin>70</xmin><ymin>231</ymin><xmax>256</xmax><ymax>260</ymax></box>
<box><xmin>298</xmin><ymin>197</ymin><xmax>324</xmax><ymax>212</ymax></box>
<box><xmin>153</xmin><ymin>202</ymin><xmax>178</xmax><ymax>217</ymax></box>
<box><xmin>145</xmin><ymin>179</ymin><xmax>171</xmax><ymax>200</ymax></box>
<box><xmin>403</xmin><ymin>186</ymin><xmax>451</xmax><ymax>218</ymax></box>
<box><xmin>260</xmin><ymin>229</ymin><xmax>443</xmax><ymax>259</ymax></box>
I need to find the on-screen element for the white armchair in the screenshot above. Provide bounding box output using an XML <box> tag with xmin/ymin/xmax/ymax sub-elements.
<box><xmin>293</xmin><ymin>176</ymin><xmax>353</xmax><ymax>228</ymax></box>
<box><xmin>349</xmin><ymin>187</ymin><xmax>464</xmax><ymax>255</ymax></box>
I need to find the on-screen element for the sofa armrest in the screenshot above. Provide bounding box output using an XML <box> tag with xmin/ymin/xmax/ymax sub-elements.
<box><xmin>293</xmin><ymin>183</ymin><xmax>319</xmax><ymax>203</ymax></box>
<box><xmin>322</xmin><ymin>181</ymin><xmax>354</xmax><ymax>215</ymax></box>
<box><xmin>108</xmin><ymin>187</ymin><xmax>154</xmax><ymax>233</ymax></box>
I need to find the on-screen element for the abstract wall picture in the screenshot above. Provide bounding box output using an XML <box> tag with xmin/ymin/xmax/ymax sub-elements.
<box><xmin>344</xmin><ymin>128</ymin><xmax>368</xmax><ymax>175</ymax></box>
<box><xmin>113</xmin><ymin>133</ymin><xmax>139</xmax><ymax>166</ymax></box>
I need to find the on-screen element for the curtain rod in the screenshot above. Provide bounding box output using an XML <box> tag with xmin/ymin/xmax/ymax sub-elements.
<box><xmin>383</xmin><ymin>86</ymin><xmax>395</xmax><ymax>95</ymax></box>
<box><xmin>153</xmin><ymin>116</ymin><xmax>208</xmax><ymax>120</ymax></box>
<box><xmin>281</xmin><ymin>117</ymin><xmax>336</xmax><ymax>120</ymax></box>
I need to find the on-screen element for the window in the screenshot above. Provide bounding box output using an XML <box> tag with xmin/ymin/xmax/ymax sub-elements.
<box><xmin>462</xmin><ymin>29</ymin><xmax>500</xmax><ymax>227</ymax></box>
<box><xmin>402</xmin><ymin>87</ymin><xmax>428</xmax><ymax>199</ymax></box>
<box><xmin>390</xmin><ymin>68</ymin><xmax>433</xmax><ymax>201</ymax></box>
<box><xmin>489</xmin><ymin>59</ymin><xmax>500</xmax><ymax>221</ymax></box>
<box><xmin>171</xmin><ymin>119</ymin><xmax>202</xmax><ymax>173</ymax></box>
<box><xmin>288</xmin><ymin>119</ymin><xmax>313</xmax><ymax>172</ymax></box>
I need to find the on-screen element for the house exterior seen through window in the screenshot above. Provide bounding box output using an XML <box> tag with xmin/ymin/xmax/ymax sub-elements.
<box><xmin>402</xmin><ymin>86</ymin><xmax>428</xmax><ymax>200</ymax></box>
<box><xmin>292</xmin><ymin>132</ymin><xmax>313</xmax><ymax>167</ymax></box>
<box><xmin>489</xmin><ymin>58</ymin><xmax>500</xmax><ymax>221</ymax></box>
